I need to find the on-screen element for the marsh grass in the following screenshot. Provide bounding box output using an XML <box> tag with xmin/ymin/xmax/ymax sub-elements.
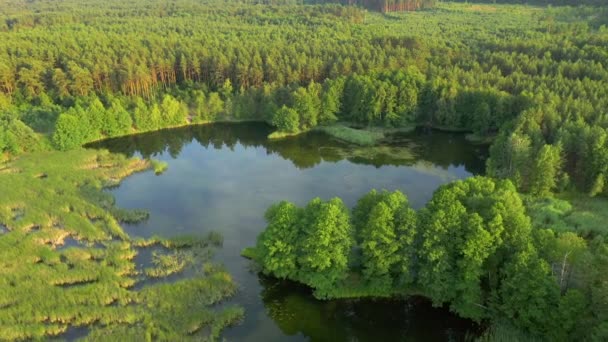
<box><xmin>151</xmin><ymin>160</ymin><xmax>168</xmax><ymax>175</ymax></box>
<box><xmin>526</xmin><ymin>194</ymin><xmax>608</xmax><ymax>238</ymax></box>
<box><xmin>0</xmin><ymin>150</ymin><xmax>243</xmax><ymax>340</ymax></box>
<box><xmin>268</xmin><ymin>130</ymin><xmax>302</xmax><ymax>140</ymax></box>
<box><xmin>315</xmin><ymin>125</ymin><xmax>385</xmax><ymax>146</ymax></box>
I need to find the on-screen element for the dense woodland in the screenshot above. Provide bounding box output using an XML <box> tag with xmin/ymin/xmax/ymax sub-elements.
<box><xmin>1</xmin><ymin>0</ymin><xmax>608</xmax><ymax>340</ymax></box>
<box><xmin>1</xmin><ymin>0</ymin><xmax>607</xmax><ymax>197</ymax></box>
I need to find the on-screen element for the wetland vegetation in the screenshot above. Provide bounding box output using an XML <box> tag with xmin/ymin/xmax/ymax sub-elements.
<box><xmin>0</xmin><ymin>0</ymin><xmax>607</xmax><ymax>340</ymax></box>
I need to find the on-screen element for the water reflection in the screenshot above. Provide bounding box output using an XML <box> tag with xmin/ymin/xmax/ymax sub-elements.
<box><xmin>256</xmin><ymin>276</ymin><xmax>478</xmax><ymax>342</ymax></box>
<box><xmin>88</xmin><ymin>122</ymin><xmax>487</xmax><ymax>174</ymax></box>
<box><xmin>88</xmin><ymin>122</ymin><xmax>488</xmax><ymax>341</ymax></box>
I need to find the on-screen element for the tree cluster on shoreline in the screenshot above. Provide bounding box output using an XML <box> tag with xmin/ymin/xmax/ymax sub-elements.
<box><xmin>249</xmin><ymin>178</ymin><xmax>608</xmax><ymax>340</ymax></box>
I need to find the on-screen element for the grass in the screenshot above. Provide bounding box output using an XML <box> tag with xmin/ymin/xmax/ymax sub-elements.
<box><xmin>268</xmin><ymin>130</ymin><xmax>303</xmax><ymax>140</ymax></box>
<box><xmin>151</xmin><ymin>160</ymin><xmax>168</xmax><ymax>175</ymax></box>
<box><xmin>240</xmin><ymin>247</ymin><xmax>257</xmax><ymax>260</ymax></box>
<box><xmin>144</xmin><ymin>251</ymin><xmax>190</xmax><ymax>278</ymax></box>
<box><xmin>525</xmin><ymin>193</ymin><xmax>608</xmax><ymax>238</ymax></box>
<box><xmin>269</xmin><ymin>124</ymin><xmax>413</xmax><ymax>146</ymax></box>
<box><xmin>0</xmin><ymin>149</ymin><xmax>243</xmax><ymax>340</ymax></box>
<box><xmin>315</xmin><ymin>125</ymin><xmax>386</xmax><ymax>146</ymax></box>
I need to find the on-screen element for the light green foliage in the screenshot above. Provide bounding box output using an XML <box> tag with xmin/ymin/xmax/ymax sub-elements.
<box><xmin>206</xmin><ymin>92</ymin><xmax>225</xmax><ymax>121</ymax></box>
<box><xmin>0</xmin><ymin>114</ymin><xmax>45</xmax><ymax>154</ymax></box>
<box><xmin>315</xmin><ymin>125</ymin><xmax>385</xmax><ymax>146</ymax></box>
<box><xmin>252</xmin><ymin>197</ymin><xmax>354</xmax><ymax>298</ymax></box>
<box><xmin>353</xmin><ymin>190</ymin><xmax>417</xmax><ymax>289</ymax></box>
<box><xmin>298</xmin><ymin>198</ymin><xmax>353</xmax><ymax>298</ymax></box>
<box><xmin>0</xmin><ymin>150</ymin><xmax>242</xmax><ymax>340</ymax></box>
<box><xmin>132</xmin><ymin>98</ymin><xmax>152</xmax><ymax>131</ymax></box>
<box><xmin>103</xmin><ymin>100</ymin><xmax>133</xmax><ymax>136</ymax></box>
<box><xmin>191</xmin><ymin>90</ymin><xmax>207</xmax><ymax>122</ymax></box>
<box><xmin>527</xmin><ymin>195</ymin><xmax>608</xmax><ymax>237</ymax></box>
<box><xmin>151</xmin><ymin>160</ymin><xmax>168</xmax><ymax>175</ymax></box>
<box><xmin>0</xmin><ymin>1</ymin><xmax>605</xmax><ymax>197</ymax></box>
<box><xmin>160</xmin><ymin>95</ymin><xmax>188</xmax><ymax>126</ymax></box>
<box><xmin>529</xmin><ymin>144</ymin><xmax>562</xmax><ymax>197</ymax></box>
<box><xmin>85</xmin><ymin>98</ymin><xmax>104</xmax><ymax>135</ymax></box>
<box><xmin>272</xmin><ymin>106</ymin><xmax>300</xmax><ymax>133</ymax></box>
<box><xmin>250</xmin><ymin>175</ymin><xmax>608</xmax><ymax>337</ymax></box>
<box><xmin>487</xmin><ymin>132</ymin><xmax>532</xmax><ymax>188</ymax></box>
<box><xmin>293</xmin><ymin>84</ymin><xmax>321</xmax><ymax>131</ymax></box>
<box><xmin>53</xmin><ymin>113</ymin><xmax>88</xmax><ymax>151</ymax></box>
<box><xmin>255</xmin><ymin>202</ymin><xmax>301</xmax><ymax>279</ymax></box>
<box><xmin>1</xmin><ymin>0</ymin><xmax>608</xmax><ymax>339</ymax></box>
<box><xmin>417</xmin><ymin>177</ymin><xmax>532</xmax><ymax>320</ymax></box>
<box><xmin>319</xmin><ymin>78</ymin><xmax>344</xmax><ymax>125</ymax></box>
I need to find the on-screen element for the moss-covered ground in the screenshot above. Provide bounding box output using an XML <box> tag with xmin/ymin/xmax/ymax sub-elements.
<box><xmin>0</xmin><ymin>149</ymin><xmax>242</xmax><ymax>340</ymax></box>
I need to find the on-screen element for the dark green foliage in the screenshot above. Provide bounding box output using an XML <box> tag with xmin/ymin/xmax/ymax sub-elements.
<box><xmin>497</xmin><ymin>249</ymin><xmax>559</xmax><ymax>334</ymax></box>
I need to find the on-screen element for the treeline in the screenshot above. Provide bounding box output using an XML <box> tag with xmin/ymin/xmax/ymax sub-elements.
<box><xmin>308</xmin><ymin>0</ymin><xmax>436</xmax><ymax>12</ymax></box>
<box><xmin>0</xmin><ymin>0</ymin><xmax>413</xmax><ymax>98</ymax></box>
<box><xmin>268</xmin><ymin>69</ymin><xmax>526</xmax><ymax>136</ymax></box>
<box><xmin>1</xmin><ymin>1</ymin><xmax>607</xmax><ymax>197</ymax></box>
<box><xmin>488</xmin><ymin>103</ymin><xmax>608</xmax><ymax>198</ymax></box>
<box><xmin>249</xmin><ymin>177</ymin><xmax>608</xmax><ymax>340</ymax></box>
<box><xmin>452</xmin><ymin>0</ymin><xmax>606</xmax><ymax>6</ymax></box>
<box><xmin>41</xmin><ymin>69</ymin><xmax>524</xmax><ymax>152</ymax></box>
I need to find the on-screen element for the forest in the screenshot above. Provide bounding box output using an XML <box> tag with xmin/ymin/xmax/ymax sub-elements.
<box><xmin>0</xmin><ymin>0</ymin><xmax>607</xmax><ymax>340</ymax></box>
<box><xmin>1</xmin><ymin>0</ymin><xmax>607</xmax><ymax>196</ymax></box>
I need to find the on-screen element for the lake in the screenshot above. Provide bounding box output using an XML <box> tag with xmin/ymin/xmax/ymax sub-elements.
<box><xmin>89</xmin><ymin>122</ymin><xmax>488</xmax><ymax>341</ymax></box>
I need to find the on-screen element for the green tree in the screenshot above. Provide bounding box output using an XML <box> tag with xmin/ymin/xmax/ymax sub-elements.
<box><xmin>53</xmin><ymin>113</ymin><xmax>86</xmax><ymax>150</ymax></box>
<box><xmin>133</xmin><ymin>97</ymin><xmax>153</xmax><ymax>131</ymax></box>
<box><xmin>497</xmin><ymin>249</ymin><xmax>559</xmax><ymax>334</ymax></box>
<box><xmin>272</xmin><ymin>106</ymin><xmax>300</xmax><ymax>133</ymax></box>
<box><xmin>417</xmin><ymin>177</ymin><xmax>532</xmax><ymax>320</ymax></box>
<box><xmin>319</xmin><ymin>78</ymin><xmax>344</xmax><ymax>125</ymax></box>
<box><xmin>206</xmin><ymin>92</ymin><xmax>224</xmax><ymax>121</ymax></box>
<box><xmin>102</xmin><ymin>99</ymin><xmax>132</xmax><ymax>136</ymax></box>
<box><xmin>255</xmin><ymin>202</ymin><xmax>301</xmax><ymax>279</ymax></box>
<box><xmin>110</xmin><ymin>99</ymin><xmax>133</xmax><ymax>135</ymax></box>
<box><xmin>529</xmin><ymin>144</ymin><xmax>562</xmax><ymax>197</ymax></box>
<box><xmin>297</xmin><ymin>198</ymin><xmax>352</xmax><ymax>298</ymax></box>
<box><xmin>87</xmin><ymin>98</ymin><xmax>106</xmax><ymax>135</ymax></box>
<box><xmin>161</xmin><ymin>95</ymin><xmax>187</xmax><ymax>126</ymax></box>
<box><xmin>292</xmin><ymin>86</ymin><xmax>319</xmax><ymax>130</ymax></box>
<box><xmin>353</xmin><ymin>190</ymin><xmax>417</xmax><ymax>289</ymax></box>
